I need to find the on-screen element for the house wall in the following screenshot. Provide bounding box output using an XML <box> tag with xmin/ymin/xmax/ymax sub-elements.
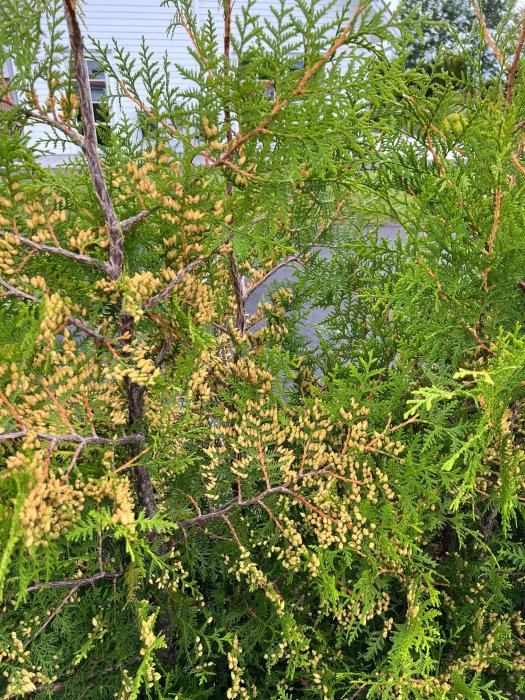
<box><xmin>28</xmin><ymin>0</ymin><xmax>378</xmax><ymax>164</ymax></box>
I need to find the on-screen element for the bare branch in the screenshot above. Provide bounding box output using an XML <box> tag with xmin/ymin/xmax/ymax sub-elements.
<box><xmin>244</xmin><ymin>254</ymin><xmax>304</xmax><ymax>301</ymax></box>
<box><xmin>22</xmin><ymin>109</ymin><xmax>86</xmax><ymax>149</ymax></box>
<box><xmin>0</xmin><ymin>430</ymin><xmax>143</xmax><ymax>447</ymax></box>
<box><xmin>27</xmin><ymin>571</ymin><xmax>122</xmax><ymax>593</ymax></box>
<box><xmin>227</xmin><ymin>250</ymin><xmax>246</xmax><ymax>333</ymax></box>
<box><xmin>24</xmin><ymin>586</ymin><xmax>79</xmax><ymax>649</ymax></box>
<box><xmin>68</xmin><ymin>316</ymin><xmax>113</xmax><ymax>344</ymax></box>
<box><xmin>176</xmin><ymin>466</ymin><xmax>361</xmax><ymax>533</ymax></box>
<box><xmin>120</xmin><ymin>209</ymin><xmax>151</xmax><ymax>231</ymax></box>
<box><xmin>506</xmin><ymin>15</ymin><xmax>525</xmax><ymax>104</ymax></box>
<box><xmin>62</xmin><ymin>0</ymin><xmax>123</xmax><ymax>280</ymax></box>
<box><xmin>0</xmin><ymin>231</ymin><xmax>107</xmax><ymax>271</ymax></box>
<box><xmin>0</xmin><ymin>278</ymin><xmax>37</xmax><ymax>303</ymax></box>
<box><xmin>0</xmin><ymin>278</ymin><xmax>114</xmax><ymax>345</ymax></box>
<box><xmin>144</xmin><ymin>258</ymin><xmax>205</xmax><ymax>308</ymax></box>
<box><xmin>145</xmin><ymin>237</ymin><xmax>230</xmax><ymax>308</ymax></box>
<box><xmin>117</xmin><ymin>80</ymin><xmax>186</xmax><ymax>143</ymax></box>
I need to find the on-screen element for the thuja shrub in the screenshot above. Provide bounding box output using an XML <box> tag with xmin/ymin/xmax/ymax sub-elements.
<box><xmin>0</xmin><ymin>0</ymin><xmax>524</xmax><ymax>698</ymax></box>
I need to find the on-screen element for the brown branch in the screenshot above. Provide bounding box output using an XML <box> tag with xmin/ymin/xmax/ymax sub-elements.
<box><xmin>464</xmin><ymin>323</ymin><xmax>493</xmax><ymax>354</ymax></box>
<box><xmin>227</xmin><ymin>249</ymin><xmax>246</xmax><ymax>333</ymax></box>
<box><xmin>43</xmin><ymin>386</ymin><xmax>75</xmax><ymax>432</ymax></box>
<box><xmin>0</xmin><ymin>278</ymin><xmax>38</xmax><ymax>303</ymax></box>
<box><xmin>117</xmin><ymin>80</ymin><xmax>186</xmax><ymax>143</ymax></box>
<box><xmin>176</xmin><ymin>465</ymin><xmax>359</xmax><ymax>533</ymax></box>
<box><xmin>481</xmin><ymin>187</ymin><xmax>501</xmax><ymax>292</ymax></box>
<box><xmin>22</xmin><ymin>109</ymin><xmax>86</xmax><ymax>149</ymax></box>
<box><xmin>145</xmin><ymin>238</ymin><xmax>230</xmax><ymax>308</ymax></box>
<box><xmin>472</xmin><ymin>3</ymin><xmax>506</xmax><ymax>67</ymax></box>
<box><xmin>155</xmin><ymin>335</ymin><xmax>174</xmax><ymax>365</ymax></box>
<box><xmin>113</xmin><ymin>447</ymin><xmax>150</xmax><ymax>474</ymax></box>
<box><xmin>256</xmin><ymin>438</ymin><xmax>271</xmax><ymax>489</ymax></box>
<box><xmin>26</xmin><ymin>571</ymin><xmax>122</xmax><ymax>593</ymax></box>
<box><xmin>177</xmin><ymin>7</ymin><xmax>213</xmax><ymax>79</ymax></box>
<box><xmin>213</xmin><ymin>3</ymin><xmax>364</xmax><ymax>167</ymax></box>
<box><xmin>511</xmin><ymin>151</ymin><xmax>525</xmax><ymax>177</ymax></box>
<box><xmin>222</xmin><ymin>514</ymin><xmax>242</xmax><ymax>547</ymax></box>
<box><xmin>244</xmin><ymin>254</ymin><xmax>304</xmax><ymax>300</ymax></box>
<box><xmin>419</xmin><ymin>258</ymin><xmax>449</xmax><ymax>301</ymax></box>
<box><xmin>120</xmin><ymin>209</ymin><xmax>151</xmax><ymax>232</ymax></box>
<box><xmin>257</xmin><ymin>500</ymin><xmax>286</xmax><ymax>534</ymax></box>
<box><xmin>62</xmin><ymin>0</ymin><xmax>123</xmax><ymax>280</ymax></box>
<box><xmin>62</xmin><ymin>442</ymin><xmax>84</xmax><ymax>480</ymax></box>
<box><xmin>68</xmin><ymin>315</ymin><xmax>113</xmax><ymax>344</ymax></box>
<box><xmin>426</xmin><ymin>132</ymin><xmax>450</xmax><ymax>180</ymax></box>
<box><xmin>120</xmin><ymin>310</ymin><xmax>158</xmax><ymax>519</ymax></box>
<box><xmin>486</xmin><ymin>188</ymin><xmax>501</xmax><ymax>256</ymax></box>
<box><xmin>0</xmin><ymin>277</ymin><xmax>115</xmax><ymax>345</ymax></box>
<box><xmin>144</xmin><ymin>257</ymin><xmax>207</xmax><ymax>308</ymax></box>
<box><xmin>506</xmin><ymin>15</ymin><xmax>525</xmax><ymax>104</ymax></box>
<box><xmin>0</xmin><ymin>429</ymin><xmax>143</xmax><ymax>447</ymax></box>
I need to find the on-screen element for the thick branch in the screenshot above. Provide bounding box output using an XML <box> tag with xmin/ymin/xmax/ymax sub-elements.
<box><xmin>62</xmin><ymin>0</ymin><xmax>123</xmax><ymax>280</ymax></box>
<box><xmin>227</xmin><ymin>250</ymin><xmax>246</xmax><ymax>333</ymax></box>
<box><xmin>121</xmin><ymin>312</ymin><xmax>158</xmax><ymax>519</ymax></box>
<box><xmin>0</xmin><ymin>231</ymin><xmax>107</xmax><ymax>271</ymax></box>
<box><xmin>120</xmin><ymin>209</ymin><xmax>150</xmax><ymax>231</ymax></box>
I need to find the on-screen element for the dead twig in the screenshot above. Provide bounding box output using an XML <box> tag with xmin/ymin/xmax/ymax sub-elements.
<box><xmin>27</xmin><ymin>571</ymin><xmax>122</xmax><ymax>593</ymax></box>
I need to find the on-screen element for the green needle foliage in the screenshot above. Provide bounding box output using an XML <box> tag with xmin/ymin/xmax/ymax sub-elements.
<box><xmin>0</xmin><ymin>1</ymin><xmax>524</xmax><ymax>699</ymax></box>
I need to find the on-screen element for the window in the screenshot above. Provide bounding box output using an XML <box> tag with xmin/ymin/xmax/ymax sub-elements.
<box><xmin>74</xmin><ymin>58</ymin><xmax>110</xmax><ymax>145</ymax></box>
<box><xmin>86</xmin><ymin>59</ymin><xmax>108</xmax><ymax>125</ymax></box>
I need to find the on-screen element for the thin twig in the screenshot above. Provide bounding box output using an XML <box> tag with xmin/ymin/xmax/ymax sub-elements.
<box><xmin>482</xmin><ymin>187</ymin><xmax>501</xmax><ymax>292</ymax></box>
<box><xmin>227</xmin><ymin>249</ymin><xmax>246</xmax><ymax>333</ymax></box>
<box><xmin>26</xmin><ymin>571</ymin><xmax>122</xmax><ymax>593</ymax></box>
<box><xmin>23</xmin><ymin>586</ymin><xmax>79</xmax><ymax>649</ymax></box>
<box><xmin>506</xmin><ymin>15</ymin><xmax>525</xmax><ymax>104</ymax></box>
<box><xmin>244</xmin><ymin>254</ymin><xmax>304</xmax><ymax>300</ymax></box>
<box><xmin>22</xmin><ymin>109</ymin><xmax>86</xmax><ymax>149</ymax></box>
<box><xmin>472</xmin><ymin>3</ymin><xmax>506</xmax><ymax>67</ymax></box>
<box><xmin>145</xmin><ymin>238</ymin><xmax>230</xmax><ymax>308</ymax></box>
<box><xmin>486</xmin><ymin>188</ymin><xmax>501</xmax><ymax>256</ymax></box>
<box><xmin>144</xmin><ymin>257</ymin><xmax>207</xmax><ymax>308</ymax></box>
<box><xmin>176</xmin><ymin>465</ymin><xmax>358</xmax><ymax>534</ymax></box>
<box><xmin>0</xmin><ymin>429</ymin><xmax>143</xmax><ymax>447</ymax></box>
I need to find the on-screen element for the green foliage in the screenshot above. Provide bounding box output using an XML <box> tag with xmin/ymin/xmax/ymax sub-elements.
<box><xmin>0</xmin><ymin>1</ymin><xmax>524</xmax><ymax>699</ymax></box>
<box><xmin>396</xmin><ymin>0</ymin><xmax>513</xmax><ymax>75</ymax></box>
